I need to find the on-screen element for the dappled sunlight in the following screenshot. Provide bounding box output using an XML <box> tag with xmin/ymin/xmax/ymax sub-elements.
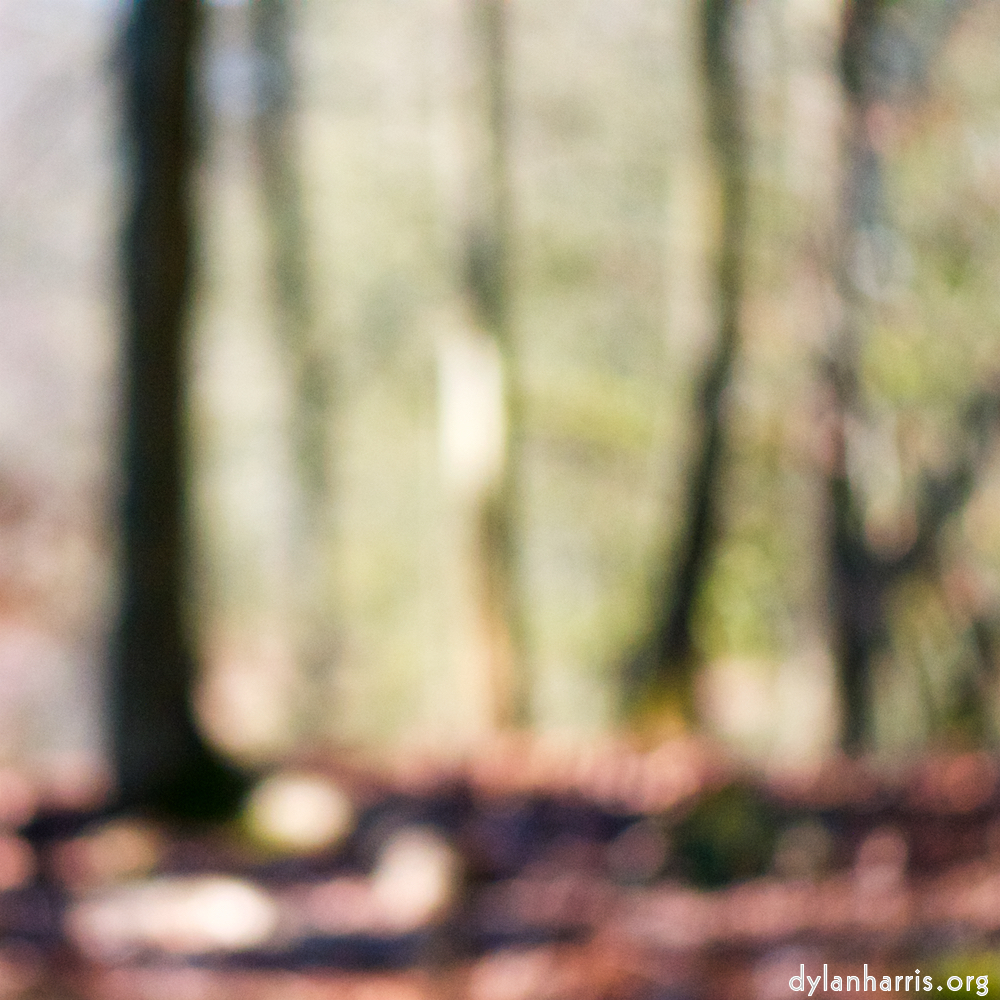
<box><xmin>246</xmin><ymin>771</ymin><xmax>356</xmax><ymax>855</ymax></box>
<box><xmin>67</xmin><ymin>876</ymin><xmax>280</xmax><ymax>961</ymax></box>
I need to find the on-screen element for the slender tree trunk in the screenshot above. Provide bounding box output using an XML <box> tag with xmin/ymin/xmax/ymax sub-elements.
<box><xmin>466</xmin><ymin>0</ymin><xmax>528</xmax><ymax>729</ymax></box>
<box><xmin>826</xmin><ymin>0</ymin><xmax>885</xmax><ymax>752</ymax></box>
<box><xmin>829</xmin><ymin>0</ymin><xmax>990</xmax><ymax>752</ymax></box>
<box><xmin>624</xmin><ymin>0</ymin><xmax>747</xmax><ymax>719</ymax></box>
<box><xmin>250</xmin><ymin>0</ymin><xmax>334</xmax><ymax>741</ymax></box>
<box><xmin>115</xmin><ymin>0</ymin><xmax>245</xmax><ymax>817</ymax></box>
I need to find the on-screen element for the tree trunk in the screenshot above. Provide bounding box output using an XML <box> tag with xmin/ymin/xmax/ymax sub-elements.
<box><xmin>466</xmin><ymin>0</ymin><xmax>528</xmax><ymax>729</ymax></box>
<box><xmin>623</xmin><ymin>0</ymin><xmax>747</xmax><ymax>721</ymax></box>
<box><xmin>829</xmin><ymin>0</ymin><xmax>990</xmax><ymax>752</ymax></box>
<box><xmin>250</xmin><ymin>0</ymin><xmax>334</xmax><ymax>743</ymax></box>
<box><xmin>114</xmin><ymin>0</ymin><xmax>246</xmax><ymax>818</ymax></box>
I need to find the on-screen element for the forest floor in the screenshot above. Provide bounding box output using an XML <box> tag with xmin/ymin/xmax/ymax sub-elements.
<box><xmin>2</xmin><ymin>738</ymin><xmax>1000</xmax><ymax>999</ymax></box>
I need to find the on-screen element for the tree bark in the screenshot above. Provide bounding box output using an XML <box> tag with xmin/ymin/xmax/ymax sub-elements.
<box><xmin>829</xmin><ymin>0</ymin><xmax>990</xmax><ymax>752</ymax></box>
<box><xmin>115</xmin><ymin>0</ymin><xmax>246</xmax><ymax>817</ymax></box>
<box><xmin>623</xmin><ymin>0</ymin><xmax>747</xmax><ymax>720</ymax></box>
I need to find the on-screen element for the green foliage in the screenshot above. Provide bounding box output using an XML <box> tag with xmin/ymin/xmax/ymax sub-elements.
<box><xmin>674</xmin><ymin>783</ymin><xmax>779</xmax><ymax>888</ymax></box>
<box><xmin>186</xmin><ymin>0</ymin><xmax>1000</xmax><ymax>749</ymax></box>
<box><xmin>696</xmin><ymin>538</ymin><xmax>787</xmax><ymax>658</ymax></box>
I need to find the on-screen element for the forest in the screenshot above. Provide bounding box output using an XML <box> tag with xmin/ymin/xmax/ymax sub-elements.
<box><xmin>123</xmin><ymin>0</ymin><xmax>1000</xmax><ymax>767</ymax></box>
<box><xmin>3</xmin><ymin>0</ymin><xmax>1000</xmax><ymax>996</ymax></box>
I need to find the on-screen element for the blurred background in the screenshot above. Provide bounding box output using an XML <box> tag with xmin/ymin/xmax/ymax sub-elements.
<box><xmin>4</xmin><ymin>0</ymin><xmax>1000</xmax><ymax>776</ymax></box>
<box><xmin>5</xmin><ymin>0</ymin><xmax>1000</xmax><ymax>994</ymax></box>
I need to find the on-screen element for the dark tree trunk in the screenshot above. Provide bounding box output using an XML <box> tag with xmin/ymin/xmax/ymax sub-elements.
<box><xmin>827</xmin><ymin>0</ymin><xmax>888</xmax><ymax>746</ymax></box>
<box><xmin>623</xmin><ymin>0</ymin><xmax>747</xmax><ymax>719</ymax></box>
<box><xmin>829</xmin><ymin>0</ymin><xmax>992</xmax><ymax>752</ymax></box>
<box><xmin>115</xmin><ymin>0</ymin><xmax>246</xmax><ymax>818</ymax></box>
